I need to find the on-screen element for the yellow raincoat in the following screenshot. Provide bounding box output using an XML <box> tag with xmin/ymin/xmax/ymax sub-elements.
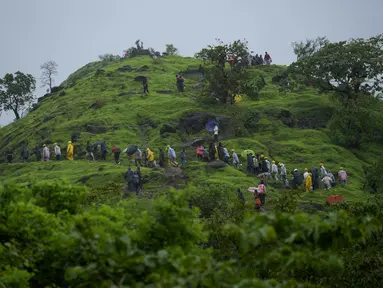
<box><xmin>233</xmin><ymin>94</ymin><xmax>242</xmax><ymax>104</ymax></box>
<box><xmin>306</xmin><ymin>173</ymin><xmax>312</xmax><ymax>192</ymax></box>
<box><xmin>67</xmin><ymin>141</ymin><xmax>74</xmax><ymax>161</ymax></box>
<box><xmin>146</xmin><ymin>148</ymin><xmax>154</xmax><ymax>162</ymax></box>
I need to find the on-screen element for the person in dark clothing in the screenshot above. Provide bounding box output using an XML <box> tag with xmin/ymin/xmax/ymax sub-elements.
<box><xmin>159</xmin><ymin>148</ymin><xmax>165</xmax><ymax>168</ymax></box>
<box><xmin>291</xmin><ymin>169</ymin><xmax>303</xmax><ymax>189</ymax></box>
<box><xmin>86</xmin><ymin>141</ymin><xmax>95</xmax><ymax>161</ymax></box>
<box><xmin>6</xmin><ymin>148</ymin><xmax>13</xmax><ymax>163</ymax></box>
<box><xmin>312</xmin><ymin>167</ymin><xmax>319</xmax><ymax>190</ymax></box>
<box><xmin>133</xmin><ymin>170</ymin><xmax>141</xmax><ymax>195</ymax></box>
<box><xmin>136</xmin><ymin>166</ymin><xmax>143</xmax><ymax>190</ymax></box>
<box><xmin>247</xmin><ymin>154</ymin><xmax>254</xmax><ymax>174</ymax></box>
<box><xmin>124</xmin><ymin>167</ymin><xmax>134</xmax><ymax>192</ymax></box>
<box><xmin>111</xmin><ymin>146</ymin><xmax>121</xmax><ymax>164</ymax></box>
<box><xmin>33</xmin><ymin>147</ymin><xmax>42</xmax><ymax>162</ymax></box>
<box><xmin>209</xmin><ymin>141</ymin><xmax>216</xmax><ymax>162</ymax></box>
<box><xmin>142</xmin><ymin>77</ymin><xmax>149</xmax><ymax>94</ymax></box>
<box><xmin>21</xmin><ymin>146</ymin><xmax>29</xmax><ymax>162</ymax></box>
<box><xmin>236</xmin><ymin>188</ymin><xmax>245</xmax><ymax>205</ymax></box>
<box><xmin>218</xmin><ymin>142</ymin><xmax>224</xmax><ymax>161</ymax></box>
<box><xmin>100</xmin><ymin>142</ymin><xmax>108</xmax><ymax>160</ymax></box>
<box><xmin>142</xmin><ymin>150</ymin><xmax>147</xmax><ymax>167</ymax></box>
<box><xmin>180</xmin><ymin>149</ymin><xmax>187</xmax><ymax>167</ymax></box>
<box><xmin>176</xmin><ymin>75</ymin><xmax>184</xmax><ymax>92</ymax></box>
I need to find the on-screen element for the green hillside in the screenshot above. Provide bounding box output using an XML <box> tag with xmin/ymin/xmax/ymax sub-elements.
<box><xmin>0</xmin><ymin>55</ymin><xmax>379</xmax><ymax>206</ymax></box>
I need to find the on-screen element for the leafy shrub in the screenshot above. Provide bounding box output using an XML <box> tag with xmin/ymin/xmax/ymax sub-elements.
<box><xmin>31</xmin><ymin>181</ymin><xmax>88</xmax><ymax>214</ymax></box>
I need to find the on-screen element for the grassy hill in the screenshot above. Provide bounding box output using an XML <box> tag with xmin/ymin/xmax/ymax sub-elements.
<box><xmin>0</xmin><ymin>55</ymin><xmax>378</xmax><ymax>207</ymax></box>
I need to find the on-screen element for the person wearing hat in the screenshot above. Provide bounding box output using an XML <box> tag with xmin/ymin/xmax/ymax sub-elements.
<box><xmin>67</xmin><ymin>141</ymin><xmax>74</xmax><ymax>161</ymax></box>
<box><xmin>232</xmin><ymin>149</ymin><xmax>239</xmax><ymax>168</ymax></box>
<box><xmin>43</xmin><ymin>144</ymin><xmax>50</xmax><ymax>162</ymax></box>
<box><xmin>54</xmin><ymin>143</ymin><xmax>61</xmax><ymax>161</ymax></box>
<box><xmin>305</xmin><ymin>171</ymin><xmax>313</xmax><ymax>192</ymax></box>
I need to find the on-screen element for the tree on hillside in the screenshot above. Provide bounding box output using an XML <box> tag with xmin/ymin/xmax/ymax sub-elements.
<box><xmin>0</xmin><ymin>72</ymin><xmax>36</xmax><ymax>120</ymax></box>
<box><xmin>40</xmin><ymin>61</ymin><xmax>58</xmax><ymax>92</ymax></box>
<box><xmin>195</xmin><ymin>39</ymin><xmax>253</xmax><ymax>104</ymax></box>
<box><xmin>98</xmin><ymin>54</ymin><xmax>121</xmax><ymax>62</ymax></box>
<box><xmin>279</xmin><ymin>34</ymin><xmax>383</xmax><ymax>148</ymax></box>
<box><xmin>165</xmin><ymin>44</ymin><xmax>179</xmax><ymax>56</ymax></box>
<box><xmin>292</xmin><ymin>36</ymin><xmax>329</xmax><ymax>59</ymax></box>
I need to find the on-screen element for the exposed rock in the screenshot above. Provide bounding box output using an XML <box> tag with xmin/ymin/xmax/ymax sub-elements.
<box><xmin>160</xmin><ymin>124</ymin><xmax>177</xmax><ymax>134</ymax></box>
<box><xmin>71</xmin><ymin>131</ymin><xmax>81</xmax><ymax>142</ymax></box>
<box><xmin>279</xmin><ymin>109</ymin><xmax>297</xmax><ymax>128</ymax></box>
<box><xmin>38</xmin><ymin>93</ymin><xmax>51</xmax><ymax>103</ymax></box>
<box><xmin>164</xmin><ymin>167</ymin><xmax>184</xmax><ymax>183</ymax></box>
<box><xmin>296</xmin><ymin>107</ymin><xmax>333</xmax><ymax>129</ymax></box>
<box><xmin>85</xmin><ymin>125</ymin><xmax>108</xmax><ymax>134</ymax></box>
<box><xmin>208</xmin><ymin>160</ymin><xmax>227</xmax><ymax>169</ymax></box>
<box><xmin>59</xmin><ymin>91</ymin><xmax>66</xmax><ymax>96</ymax></box>
<box><xmin>178</xmin><ymin>112</ymin><xmax>216</xmax><ymax>134</ymax></box>
<box><xmin>136</xmin><ymin>65</ymin><xmax>149</xmax><ymax>72</ymax></box>
<box><xmin>180</xmin><ymin>68</ymin><xmax>201</xmax><ymax>79</ymax></box>
<box><xmin>117</xmin><ymin>65</ymin><xmax>133</xmax><ymax>72</ymax></box>
<box><xmin>134</xmin><ymin>76</ymin><xmax>147</xmax><ymax>82</ymax></box>
<box><xmin>156</xmin><ymin>90</ymin><xmax>173</xmax><ymax>94</ymax></box>
<box><xmin>77</xmin><ymin>174</ymin><xmax>100</xmax><ymax>184</ymax></box>
<box><xmin>51</xmin><ymin>86</ymin><xmax>64</xmax><ymax>93</ymax></box>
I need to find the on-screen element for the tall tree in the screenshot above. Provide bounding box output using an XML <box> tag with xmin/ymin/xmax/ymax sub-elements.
<box><xmin>0</xmin><ymin>72</ymin><xmax>36</xmax><ymax>120</ymax></box>
<box><xmin>278</xmin><ymin>34</ymin><xmax>383</xmax><ymax>148</ymax></box>
<box><xmin>165</xmin><ymin>44</ymin><xmax>179</xmax><ymax>56</ymax></box>
<box><xmin>40</xmin><ymin>61</ymin><xmax>58</xmax><ymax>92</ymax></box>
<box><xmin>195</xmin><ymin>39</ymin><xmax>251</xmax><ymax>104</ymax></box>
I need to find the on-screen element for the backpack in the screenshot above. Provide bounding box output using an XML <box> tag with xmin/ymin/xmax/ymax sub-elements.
<box><xmin>258</xmin><ymin>184</ymin><xmax>265</xmax><ymax>194</ymax></box>
<box><xmin>133</xmin><ymin>172</ymin><xmax>140</xmax><ymax>184</ymax></box>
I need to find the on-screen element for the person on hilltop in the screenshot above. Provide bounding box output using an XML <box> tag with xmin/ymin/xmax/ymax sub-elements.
<box><xmin>213</xmin><ymin>124</ymin><xmax>219</xmax><ymax>142</ymax></box>
<box><xmin>111</xmin><ymin>146</ymin><xmax>121</xmax><ymax>164</ymax></box>
<box><xmin>146</xmin><ymin>148</ymin><xmax>154</xmax><ymax>168</ymax></box>
<box><xmin>67</xmin><ymin>141</ymin><xmax>74</xmax><ymax>161</ymax></box>
<box><xmin>142</xmin><ymin>77</ymin><xmax>149</xmax><ymax>94</ymax></box>
<box><xmin>54</xmin><ymin>143</ymin><xmax>61</xmax><ymax>161</ymax></box>
<box><xmin>21</xmin><ymin>146</ymin><xmax>29</xmax><ymax>162</ymax></box>
<box><xmin>338</xmin><ymin>167</ymin><xmax>348</xmax><ymax>185</ymax></box>
<box><xmin>264</xmin><ymin>52</ymin><xmax>272</xmax><ymax>65</ymax></box>
<box><xmin>306</xmin><ymin>172</ymin><xmax>313</xmax><ymax>192</ymax></box>
<box><xmin>259</xmin><ymin>54</ymin><xmax>264</xmax><ymax>65</ymax></box>
<box><xmin>232</xmin><ymin>149</ymin><xmax>239</xmax><ymax>168</ymax></box>
<box><xmin>6</xmin><ymin>148</ymin><xmax>13</xmax><ymax>163</ymax></box>
<box><xmin>159</xmin><ymin>148</ymin><xmax>165</xmax><ymax>168</ymax></box>
<box><xmin>85</xmin><ymin>141</ymin><xmax>95</xmax><ymax>161</ymax></box>
<box><xmin>43</xmin><ymin>144</ymin><xmax>50</xmax><ymax>162</ymax></box>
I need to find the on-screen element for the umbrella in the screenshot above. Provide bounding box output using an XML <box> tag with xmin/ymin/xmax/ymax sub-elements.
<box><xmin>124</xmin><ymin>144</ymin><xmax>138</xmax><ymax>155</ymax></box>
<box><xmin>248</xmin><ymin>187</ymin><xmax>258</xmax><ymax>193</ymax></box>
<box><xmin>327</xmin><ymin>195</ymin><xmax>345</xmax><ymax>205</ymax></box>
<box><xmin>241</xmin><ymin>149</ymin><xmax>255</xmax><ymax>158</ymax></box>
<box><xmin>206</xmin><ymin>120</ymin><xmax>219</xmax><ymax>133</ymax></box>
<box><xmin>192</xmin><ymin>138</ymin><xmax>205</xmax><ymax>146</ymax></box>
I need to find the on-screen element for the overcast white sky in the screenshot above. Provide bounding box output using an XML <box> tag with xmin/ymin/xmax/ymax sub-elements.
<box><xmin>0</xmin><ymin>0</ymin><xmax>382</xmax><ymax>125</ymax></box>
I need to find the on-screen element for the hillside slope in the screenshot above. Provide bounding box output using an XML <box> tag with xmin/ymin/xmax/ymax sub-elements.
<box><xmin>0</xmin><ymin>56</ymin><xmax>377</xmax><ymax>205</ymax></box>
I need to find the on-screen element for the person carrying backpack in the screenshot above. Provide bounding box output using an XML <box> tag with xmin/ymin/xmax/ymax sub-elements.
<box><xmin>111</xmin><ymin>146</ymin><xmax>121</xmax><ymax>164</ymax></box>
<box><xmin>133</xmin><ymin>170</ymin><xmax>141</xmax><ymax>195</ymax></box>
<box><xmin>85</xmin><ymin>141</ymin><xmax>95</xmax><ymax>161</ymax></box>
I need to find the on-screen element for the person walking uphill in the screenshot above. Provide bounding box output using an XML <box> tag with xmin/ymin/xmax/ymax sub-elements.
<box><xmin>67</xmin><ymin>141</ymin><xmax>74</xmax><ymax>161</ymax></box>
<box><xmin>101</xmin><ymin>142</ymin><xmax>108</xmax><ymax>160</ymax></box>
<box><xmin>85</xmin><ymin>141</ymin><xmax>95</xmax><ymax>161</ymax></box>
<box><xmin>142</xmin><ymin>77</ymin><xmax>149</xmax><ymax>94</ymax></box>
<box><xmin>305</xmin><ymin>172</ymin><xmax>312</xmax><ymax>192</ymax></box>
<box><xmin>21</xmin><ymin>146</ymin><xmax>29</xmax><ymax>162</ymax></box>
<box><xmin>111</xmin><ymin>146</ymin><xmax>121</xmax><ymax>164</ymax></box>
<box><xmin>54</xmin><ymin>143</ymin><xmax>61</xmax><ymax>160</ymax></box>
<box><xmin>232</xmin><ymin>149</ymin><xmax>239</xmax><ymax>168</ymax></box>
<box><xmin>338</xmin><ymin>167</ymin><xmax>348</xmax><ymax>185</ymax></box>
<box><xmin>146</xmin><ymin>148</ymin><xmax>154</xmax><ymax>168</ymax></box>
<box><xmin>6</xmin><ymin>148</ymin><xmax>13</xmax><ymax>163</ymax></box>
<box><xmin>180</xmin><ymin>149</ymin><xmax>187</xmax><ymax>167</ymax></box>
<box><xmin>43</xmin><ymin>144</ymin><xmax>50</xmax><ymax>162</ymax></box>
<box><xmin>159</xmin><ymin>148</ymin><xmax>165</xmax><ymax>168</ymax></box>
<box><xmin>213</xmin><ymin>125</ymin><xmax>219</xmax><ymax>142</ymax></box>
<box><xmin>312</xmin><ymin>167</ymin><xmax>320</xmax><ymax>190</ymax></box>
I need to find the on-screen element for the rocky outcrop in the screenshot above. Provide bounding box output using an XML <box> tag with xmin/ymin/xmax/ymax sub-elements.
<box><xmin>177</xmin><ymin>112</ymin><xmax>233</xmax><ymax>136</ymax></box>
<box><xmin>160</xmin><ymin>124</ymin><xmax>177</xmax><ymax>134</ymax></box>
<box><xmin>85</xmin><ymin>125</ymin><xmax>107</xmax><ymax>134</ymax></box>
<box><xmin>117</xmin><ymin>65</ymin><xmax>133</xmax><ymax>72</ymax></box>
<box><xmin>279</xmin><ymin>109</ymin><xmax>297</xmax><ymax>128</ymax></box>
<box><xmin>136</xmin><ymin>65</ymin><xmax>149</xmax><ymax>72</ymax></box>
<box><xmin>134</xmin><ymin>76</ymin><xmax>147</xmax><ymax>82</ymax></box>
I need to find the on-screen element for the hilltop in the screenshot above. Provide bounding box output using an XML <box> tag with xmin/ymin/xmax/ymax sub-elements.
<box><xmin>0</xmin><ymin>55</ymin><xmax>380</xmax><ymax>206</ymax></box>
